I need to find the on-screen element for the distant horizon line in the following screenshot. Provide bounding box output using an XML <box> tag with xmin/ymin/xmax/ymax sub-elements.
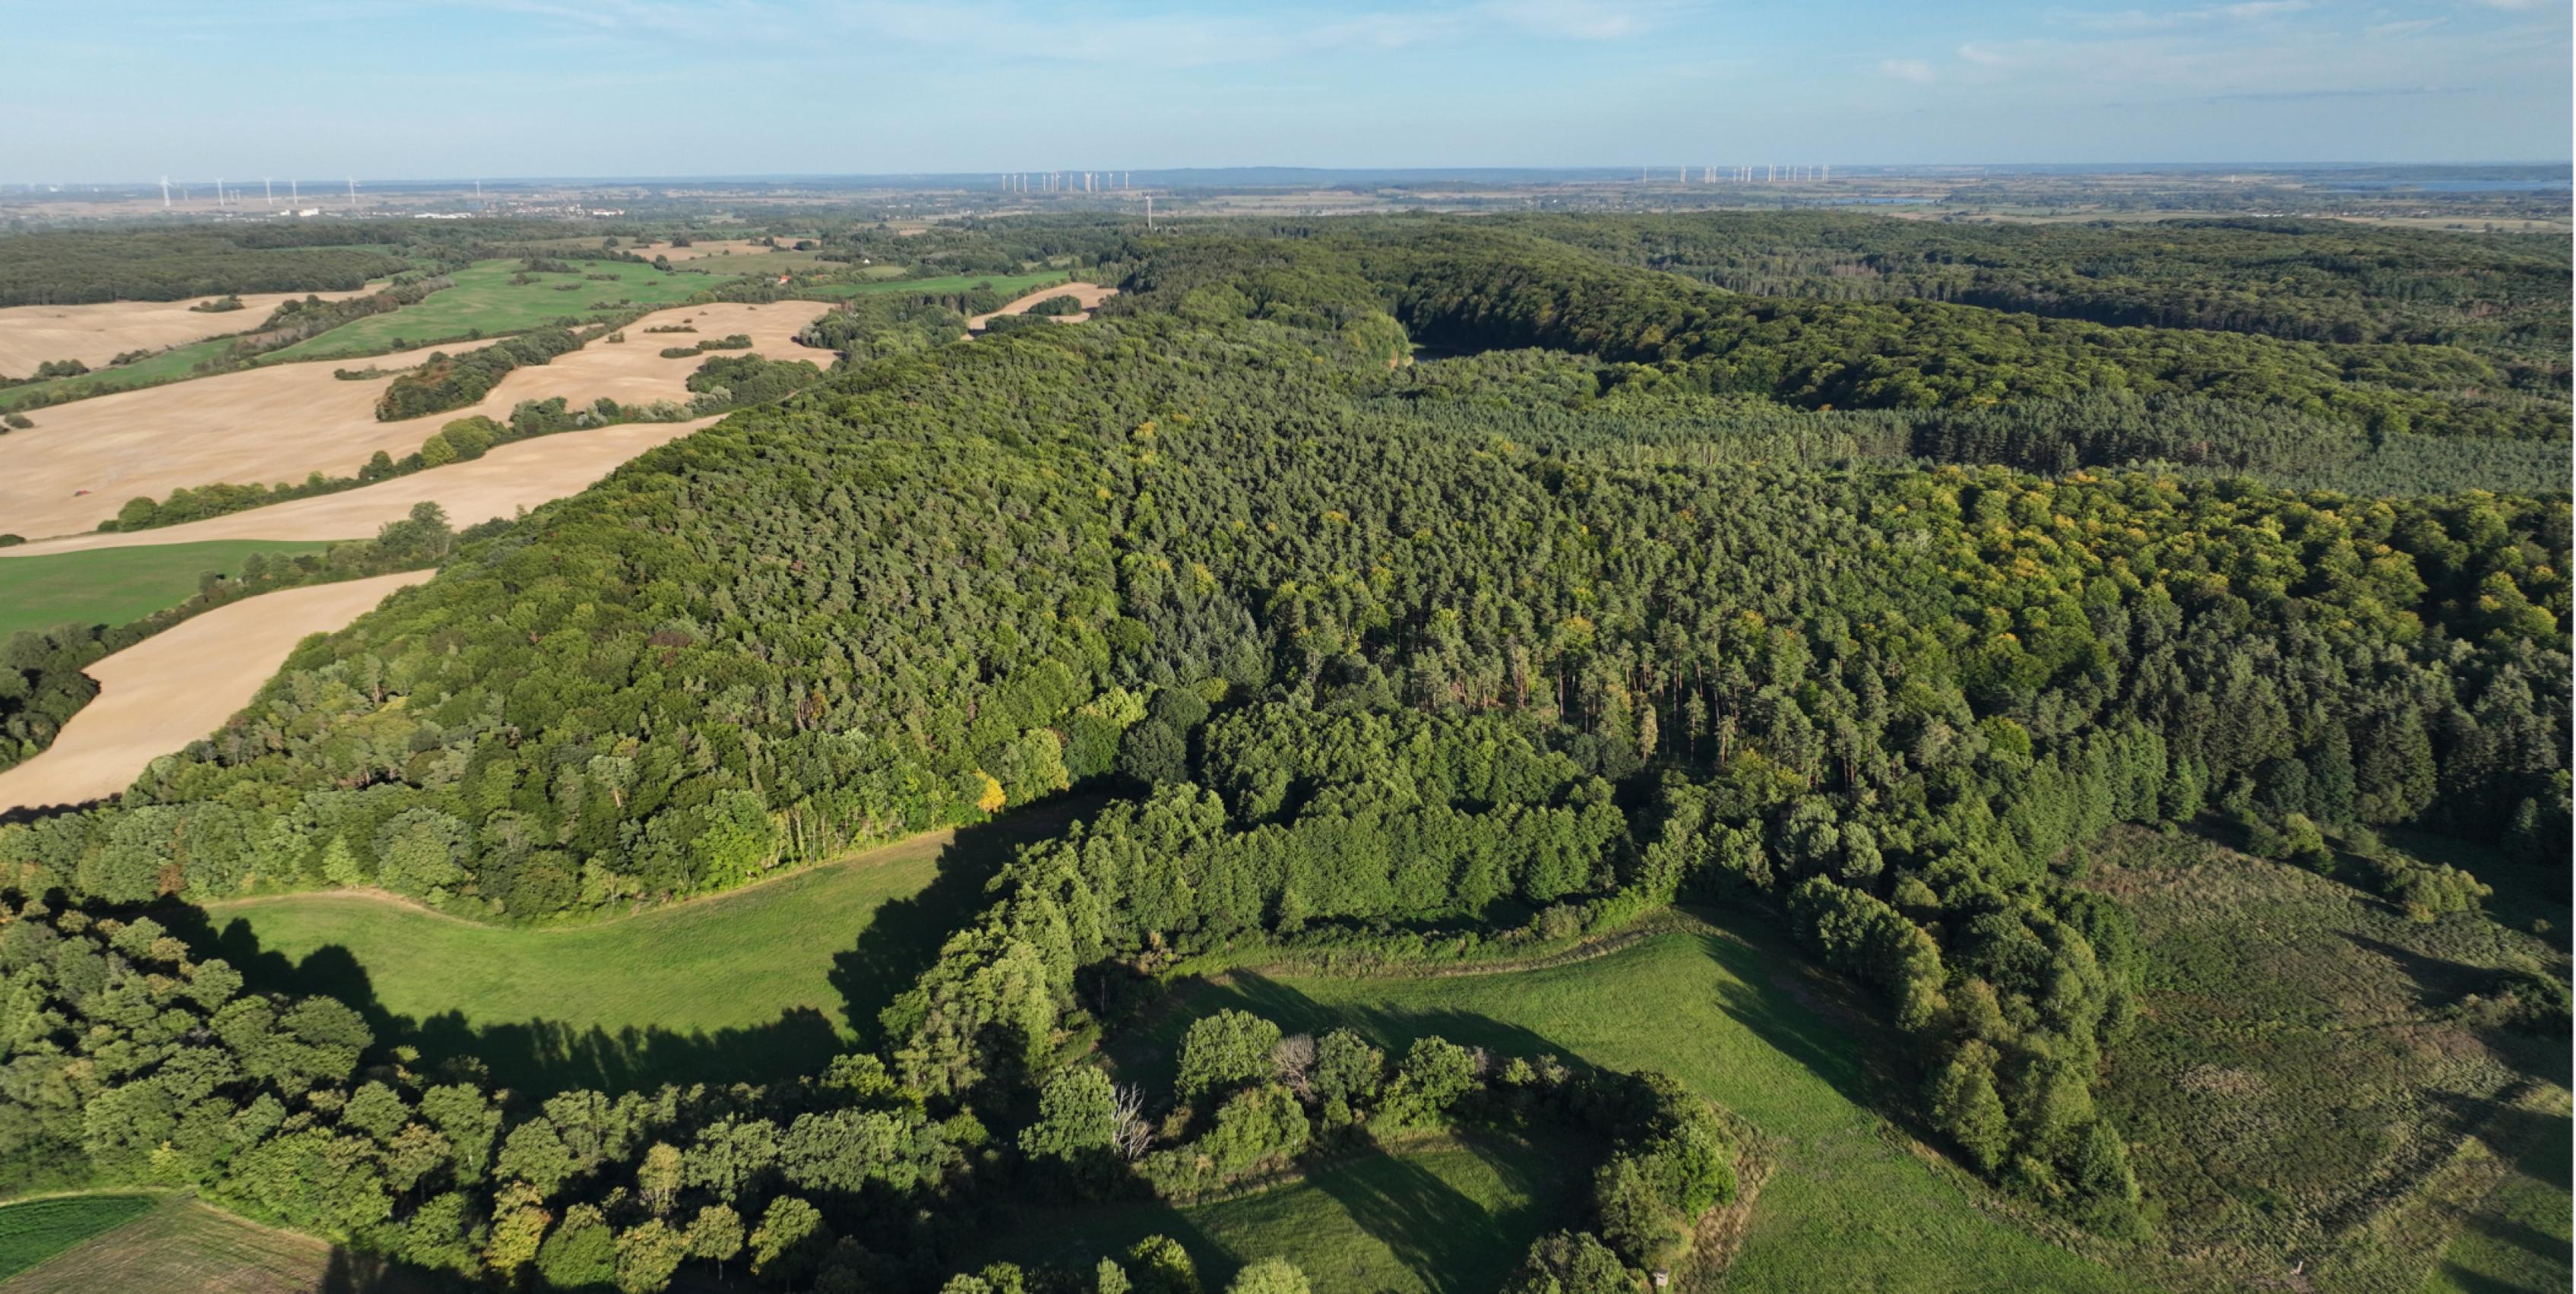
<box><xmin>5</xmin><ymin>161</ymin><xmax>2571</xmax><ymax>189</ymax></box>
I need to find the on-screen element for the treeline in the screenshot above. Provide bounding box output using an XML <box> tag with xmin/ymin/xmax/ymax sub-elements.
<box><xmin>1115</xmin><ymin>226</ymin><xmax>2570</xmax><ymax>438</ymax></box>
<box><xmin>1373</xmin><ymin>348</ymin><xmax>2573</xmax><ymax>497</ymax></box>
<box><xmin>376</xmin><ymin>327</ymin><xmax>585</xmax><ymax>421</ymax></box>
<box><xmin>0</xmin><ymin>226</ymin><xmax>412</xmax><ymax>307</ymax></box>
<box><xmin>1487</xmin><ymin>211</ymin><xmax>2573</xmax><ymax>373</ymax></box>
<box><xmin>0</xmin><ymin>504</ymin><xmax>469</xmax><ymax>781</ymax></box>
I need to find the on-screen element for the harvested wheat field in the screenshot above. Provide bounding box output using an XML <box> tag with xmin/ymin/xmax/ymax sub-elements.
<box><xmin>0</xmin><ymin>290</ymin><xmax>373</xmax><ymax>377</ymax></box>
<box><xmin>0</xmin><ymin>571</ymin><xmax>431</xmax><ymax>814</ymax></box>
<box><xmin>0</xmin><ymin>301</ymin><xmax>832</xmax><ymax>540</ymax></box>
<box><xmin>967</xmin><ymin>281</ymin><xmax>1118</xmax><ymax>331</ymax></box>
<box><xmin>0</xmin><ymin>417</ymin><xmax>720</xmax><ymax>556</ymax></box>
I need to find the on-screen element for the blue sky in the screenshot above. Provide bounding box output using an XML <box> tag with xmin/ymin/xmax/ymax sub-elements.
<box><xmin>6</xmin><ymin>0</ymin><xmax>2568</xmax><ymax>181</ymax></box>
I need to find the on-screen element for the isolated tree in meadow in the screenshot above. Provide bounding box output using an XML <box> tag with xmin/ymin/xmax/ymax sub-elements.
<box><xmin>1225</xmin><ymin>1258</ymin><xmax>1312</xmax><ymax>1294</ymax></box>
<box><xmin>1503</xmin><ymin>1231</ymin><xmax>1631</xmax><ymax>1294</ymax></box>
<box><xmin>1124</xmin><ymin>1235</ymin><xmax>1201</xmax><ymax>1294</ymax></box>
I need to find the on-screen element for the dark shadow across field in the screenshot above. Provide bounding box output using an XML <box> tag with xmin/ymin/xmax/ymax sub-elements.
<box><xmin>161</xmin><ymin>800</ymin><xmax>1090</xmax><ymax>1095</ymax></box>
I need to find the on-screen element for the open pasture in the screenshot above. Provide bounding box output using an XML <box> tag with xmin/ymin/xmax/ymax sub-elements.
<box><xmin>971</xmin><ymin>1132</ymin><xmax>1581</xmax><ymax>1294</ymax></box>
<box><xmin>0</xmin><ymin>300</ymin><xmax>831</xmax><ymax>541</ymax></box>
<box><xmin>2083</xmin><ymin>828</ymin><xmax>2570</xmax><ymax>1292</ymax></box>
<box><xmin>199</xmin><ymin>800</ymin><xmax>1089</xmax><ymax>1095</ymax></box>
<box><xmin>0</xmin><ymin>571</ymin><xmax>431</xmax><ymax>813</ymax></box>
<box><xmin>0</xmin><ymin>288</ymin><xmax>374</xmax><ymax>377</ymax></box>
<box><xmin>0</xmin><ymin>539</ymin><xmax>334</xmax><ymax>637</ymax></box>
<box><xmin>1102</xmin><ymin>917</ymin><xmax>2154</xmax><ymax>1294</ymax></box>
<box><xmin>259</xmin><ymin>258</ymin><xmax>739</xmax><ymax>362</ymax></box>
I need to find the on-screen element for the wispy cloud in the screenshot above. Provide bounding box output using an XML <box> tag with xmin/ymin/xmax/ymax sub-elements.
<box><xmin>2054</xmin><ymin>0</ymin><xmax>2317</xmax><ymax>31</ymax></box>
<box><xmin>1880</xmin><ymin>57</ymin><xmax>1937</xmax><ymax>84</ymax></box>
<box><xmin>2199</xmin><ymin>83</ymin><xmax>2469</xmax><ymax>100</ymax></box>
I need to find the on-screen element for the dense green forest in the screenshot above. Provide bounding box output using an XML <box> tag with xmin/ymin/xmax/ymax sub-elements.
<box><xmin>0</xmin><ymin>211</ymin><xmax>2563</xmax><ymax>1292</ymax></box>
<box><xmin>0</xmin><ymin>226</ymin><xmax>414</xmax><ymax>306</ymax></box>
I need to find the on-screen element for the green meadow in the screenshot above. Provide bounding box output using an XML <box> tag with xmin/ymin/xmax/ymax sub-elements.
<box><xmin>202</xmin><ymin>803</ymin><xmax>1087</xmax><ymax>1094</ymax></box>
<box><xmin>1093</xmin><ymin>917</ymin><xmax>2155</xmax><ymax>1294</ymax></box>
<box><xmin>2084</xmin><ymin>828</ymin><xmax>2571</xmax><ymax>1293</ymax></box>
<box><xmin>187</xmin><ymin>809</ymin><xmax>2571</xmax><ymax>1293</ymax></box>
<box><xmin>0</xmin><ymin>540</ymin><xmax>336</xmax><ymax>637</ymax></box>
<box><xmin>260</xmin><ymin>259</ymin><xmax>739</xmax><ymax>362</ymax></box>
<box><xmin>972</xmin><ymin>1132</ymin><xmax>1582</xmax><ymax>1294</ymax></box>
<box><xmin>0</xmin><ymin>335</ymin><xmax>239</xmax><ymax>412</ymax></box>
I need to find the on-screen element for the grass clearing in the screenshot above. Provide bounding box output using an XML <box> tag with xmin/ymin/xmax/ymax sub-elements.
<box><xmin>0</xmin><ymin>540</ymin><xmax>335</xmax><ymax>637</ymax></box>
<box><xmin>970</xmin><ymin>1131</ymin><xmax>1582</xmax><ymax>1294</ymax></box>
<box><xmin>0</xmin><ymin>1194</ymin><xmax>437</xmax><ymax>1294</ymax></box>
<box><xmin>800</xmin><ymin>270</ymin><xmax>1072</xmax><ymax>300</ymax></box>
<box><xmin>0</xmin><ymin>335</ymin><xmax>239</xmax><ymax>412</ymax></box>
<box><xmin>2083</xmin><ymin>826</ymin><xmax>2570</xmax><ymax>1292</ymax></box>
<box><xmin>262</xmin><ymin>259</ymin><xmax>739</xmax><ymax>361</ymax></box>
<box><xmin>196</xmin><ymin>801</ymin><xmax>1090</xmax><ymax>1095</ymax></box>
<box><xmin>1092</xmin><ymin>911</ymin><xmax>2155</xmax><ymax>1294</ymax></box>
<box><xmin>0</xmin><ymin>1195</ymin><xmax>156</xmax><ymax>1280</ymax></box>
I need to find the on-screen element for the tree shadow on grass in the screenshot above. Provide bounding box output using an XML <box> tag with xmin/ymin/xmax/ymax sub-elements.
<box><xmin>1099</xmin><ymin>968</ymin><xmax>1599</xmax><ymax>1098</ymax></box>
<box><xmin>159</xmin><ymin>905</ymin><xmax>852</xmax><ymax>1095</ymax></box>
<box><xmin>830</xmin><ymin>796</ymin><xmax>1101</xmax><ymax>1048</ymax></box>
<box><xmin>1304</xmin><ymin>1133</ymin><xmax>1563</xmax><ymax>1294</ymax></box>
<box><xmin>153</xmin><ymin>799</ymin><xmax>1102</xmax><ymax>1098</ymax></box>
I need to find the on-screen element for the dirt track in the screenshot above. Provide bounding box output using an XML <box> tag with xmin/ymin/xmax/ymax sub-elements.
<box><xmin>0</xmin><ymin>289</ymin><xmax>373</xmax><ymax>376</ymax></box>
<box><xmin>0</xmin><ymin>300</ymin><xmax>832</xmax><ymax>540</ymax></box>
<box><xmin>0</xmin><ymin>417</ymin><xmax>720</xmax><ymax>556</ymax></box>
<box><xmin>0</xmin><ymin>571</ymin><xmax>433</xmax><ymax>813</ymax></box>
<box><xmin>966</xmin><ymin>281</ymin><xmax>1117</xmax><ymax>331</ymax></box>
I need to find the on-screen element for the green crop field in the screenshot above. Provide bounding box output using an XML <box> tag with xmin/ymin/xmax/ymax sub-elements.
<box><xmin>202</xmin><ymin>801</ymin><xmax>1090</xmax><ymax>1094</ymax></box>
<box><xmin>800</xmin><ymin>270</ymin><xmax>1073</xmax><ymax>300</ymax></box>
<box><xmin>0</xmin><ymin>1195</ymin><xmax>437</xmax><ymax>1294</ymax></box>
<box><xmin>0</xmin><ymin>540</ymin><xmax>336</xmax><ymax>637</ymax></box>
<box><xmin>970</xmin><ymin>1132</ymin><xmax>1582</xmax><ymax>1294</ymax></box>
<box><xmin>0</xmin><ymin>1195</ymin><xmax>156</xmax><ymax>1281</ymax></box>
<box><xmin>260</xmin><ymin>259</ymin><xmax>739</xmax><ymax>362</ymax></box>
<box><xmin>2083</xmin><ymin>827</ymin><xmax>2571</xmax><ymax>1292</ymax></box>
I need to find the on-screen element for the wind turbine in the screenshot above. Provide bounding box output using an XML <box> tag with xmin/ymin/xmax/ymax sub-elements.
<box><xmin>160</xmin><ymin>176</ymin><xmax>170</xmax><ymax>208</ymax></box>
<box><xmin>265</xmin><ymin>177</ymin><xmax>274</xmax><ymax>205</ymax></box>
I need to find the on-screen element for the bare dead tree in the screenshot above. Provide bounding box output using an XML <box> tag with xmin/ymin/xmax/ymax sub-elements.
<box><xmin>1111</xmin><ymin>1083</ymin><xmax>1154</xmax><ymax>1161</ymax></box>
<box><xmin>1271</xmin><ymin>1033</ymin><xmax>1318</xmax><ymax>1098</ymax></box>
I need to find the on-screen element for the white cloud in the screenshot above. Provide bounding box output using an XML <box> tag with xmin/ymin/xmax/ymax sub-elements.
<box><xmin>1881</xmin><ymin>57</ymin><xmax>1938</xmax><ymax>84</ymax></box>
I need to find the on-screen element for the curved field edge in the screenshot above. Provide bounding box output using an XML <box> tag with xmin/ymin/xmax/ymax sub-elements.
<box><xmin>0</xmin><ymin>1193</ymin><xmax>441</xmax><ymax>1294</ymax></box>
<box><xmin>0</xmin><ymin>1194</ymin><xmax>155</xmax><ymax>1281</ymax></box>
<box><xmin>1096</xmin><ymin>914</ymin><xmax>2156</xmax><ymax>1294</ymax></box>
<box><xmin>192</xmin><ymin>801</ymin><xmax>1092</xmax><ymax>1095</ymax></box>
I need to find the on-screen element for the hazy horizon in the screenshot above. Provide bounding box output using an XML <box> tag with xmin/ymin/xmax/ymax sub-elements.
<box><xmin>8</xmin><ymin>0</ymin><xmax>2569</xmax><ymax>183</ymax></box>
